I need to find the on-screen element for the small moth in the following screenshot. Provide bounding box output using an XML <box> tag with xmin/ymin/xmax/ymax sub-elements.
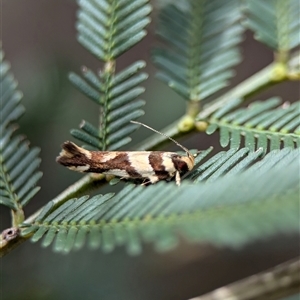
<box><xmin>56</xmin><ymin>121</ymin><xmax>195</xmax><ymax>186</ymax></box>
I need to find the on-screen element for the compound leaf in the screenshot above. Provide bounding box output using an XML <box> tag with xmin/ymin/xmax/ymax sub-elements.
<box><xmin>203</xmin><ymin>97</ymin><xmax>300</xmax><ymax>151</ymax></box>
<box><xmin>77</xmin><ymin>0</ymin><xmax>151</xmax><ymax>61</ymax></box>
<box><xmin>153</xmin><ymin>0</ymin><xmax>244</xmax><ymax>101</ymax></box>
<box><xmin>25</xmin><ymin>148</ymin><xmax>299</xmax><ymax>254</ymax></box>
<box><xmin>243</xmin><ymin>0</ymin><xmax>300</xmax><ymax>53</ymax></box>
<box><xmin>0</xmin><ymin>48</ymin><xmax>42</xmax><ymax>214</ymax></box>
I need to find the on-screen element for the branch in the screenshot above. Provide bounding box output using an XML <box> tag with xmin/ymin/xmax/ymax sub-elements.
<box><xmin>0</xmin><ymin>228</ymin><xmax>26</xmax><ymax>258</ymax></box>
<box><xmin>25</xmin><ymin>173</ymin><xmax>106</xmax><ymax>224</ymax></box>
<box><xmin>0</xmin><ymin>174</ymin><xmax>106</xmax><ymax>256</ymax></box>
<box><xmin>188</xmin><ymin>257</ymin><xmax>300</xmax><ymax>300</ymax></box>
<box><xmin>134</xmin><ymin>52</ymin><xmax>300</xmax><ymax>151</ymax></box>
<box><xmin>198</xmin><ymin>50</ymin><xmax>300</xmax><ymax>119</ymax></box>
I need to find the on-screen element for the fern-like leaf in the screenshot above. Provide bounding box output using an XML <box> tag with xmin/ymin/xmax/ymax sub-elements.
<box><xmin>77</xmin><ymin>0</ymin><xmax>152</xmax><ymax>60</ymax></box>
<box><xmin>23</xmin><ymin>148</ymin><xmax>299</xmax><ymax>254</ymax></box>
<box><xmin>0</xmin><ymin>48</ymin><xmax>42</xmax><ymax>215</ymax></box>
<box><xmin>243</xmin><ymin>0</ymin><xmax>300</xmax><ymax>54</ymax></box>
<box><xmin>69</xmin><ymin>61</ymin><xmax>147</xmax><ymax>150</ymax></box>
<box><xmin>202</xmin><ymin>97</ymin><xmax>300</xmax><ymax>151</ymax></box>
<box><xmin>69</xmin><ymin>0</ymin><xmax>151</xmax><ymax>150</ymax></box>
<box><xmin>152</xmin><ymin>0</ymin><xmax>244</xmax><ymax>101</ymax></box>
<box><xmin>187</xmin><ymin>147</ymin><xmax>264</xmax><ymax>183</ymax></box>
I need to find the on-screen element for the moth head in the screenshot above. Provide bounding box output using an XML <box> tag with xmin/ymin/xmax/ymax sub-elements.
<box><xmin>186</xmin><ymin>152</ymin><xmax>195</xmax><ymax>170</ymax></box>
<box><xmin>176</xmin><ymin>153</ymin><xmax>195</xmax><ymax>171</ymax></box>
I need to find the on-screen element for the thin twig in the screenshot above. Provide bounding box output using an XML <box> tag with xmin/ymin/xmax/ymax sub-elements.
<box><xmin>25</xmin><ymin>174</ymin><xmax>106</xmax><ymax>224</ymax></box>
<box><xmin>0</xmin><ymin>174</ymin><xmax>106</xmax><ymax>256</ymax></box>
<box><xmin>135</xmin><ymin>59</ymin><xmax>291</xmax><ymax>151</ymax></box>
<box><xmin>189</xmin><ymin>257</ymin><xmax>300</xmax><ymax>300</ymax></box>
<box><xmin>198</xmin><ymin>50</ymin><xmax>300</xmax><ymax>119</ymax></box>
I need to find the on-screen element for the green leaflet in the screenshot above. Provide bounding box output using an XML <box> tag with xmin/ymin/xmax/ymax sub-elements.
<box><xmin>69</xmin><ymin>62</ymin><xmax>147</xmax><ymax>150</ymax></box>
<box><xmin>24</xmin><ymin>148</ymin><xmax>299</xmax><ymax>254</ymax></box>
<box><xmin>69</xmin><ymin>0</ymin><xmax>151</xmax><ymax>150</ymax></box>
<box><xmin>243</xmin><ymin>0</ymin><xmax>300</xmax><ymax>53</ymax></box>
<box><xmin>153</xmin><ymin>0</ymin><xmax>244</xmax><ymax>101</ymax></box>
<box><xmin>0</xmin><ymin>49</ymin><xmax>42</xmax><ymax>213</ymax></box>
<box><xmin>76</xmin><ymin>0</ymin><xmax>151</xmax><ymax>61</ymax></box>
<box><xmin>204</xmin><ymin>97</ymin><xmax>300</xmax><ymax>151</ymax></box>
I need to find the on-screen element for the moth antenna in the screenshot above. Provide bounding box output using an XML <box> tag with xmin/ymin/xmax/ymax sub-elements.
<box><xmin>131</xmin><ymin>121</ymin><xmax>193</xmax><ymax>157</ymax></box>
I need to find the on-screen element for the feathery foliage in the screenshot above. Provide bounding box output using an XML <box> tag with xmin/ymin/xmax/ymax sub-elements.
<box><xmin>187</xmin><ymin>147</ymin><xmax>264</xmax><ymax>183</ymax></box>
<box><xmin>0</xmin><ymin>49</ymin><xmax>42</xmax><ymax>217</ymax></box>
<box><xmin>76</xmin><ymin>0</ymin><xmax>151</xmax><ymax>61</ymax></box>
<box><xmin>23</xmin><ymin>148</ymin><xmax>299</xmax><ymax>254</ymax></box>
<box><xmin>203</xmin><ymin>97</ymin><xmax>300</xmax><ymax>151</ymax></box>
<box><xmin>69</xmin><ymin>62</ymin><xmax>147</xmax><ymax>150</ymax></box>
<box><xmin>152</xmin><ymin>0</ymin><xmax>244</xmax><ymax>102</ymax></box>
<box><xmin>243</xmin><ymin>0</ymin><xmax>300</xmax><ymax>57</ymax></box>
<box><xmin>1</xmin><ymin>1</ymin><xmax>299</xmax><ymax>299</ymax></box>
<box><xmin>69</xmin><ymin>0</ymin><xmax>151</xmax><ymax>150</ymax></box>
<box><xmin>68</xmin><ymin>0</ymin><xmax>151</xmax><ymax>150</ymax></box>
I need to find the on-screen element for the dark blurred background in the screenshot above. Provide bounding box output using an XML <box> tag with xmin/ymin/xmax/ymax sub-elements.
<box><xmin>1</xmin><ymin>0</ymin><xmax>299</xmax><ymax>299</ymax></box>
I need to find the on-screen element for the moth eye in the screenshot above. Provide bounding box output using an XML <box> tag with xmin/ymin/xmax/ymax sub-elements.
<box><xmin>177</xmin><ymin>161</ymin><xmax>187</xmax><ymax>170</ymax></box>
<box><xmin>172</xmin><ymin>156</ymin><xmax>189</xmax><ymax>173</ymax></box>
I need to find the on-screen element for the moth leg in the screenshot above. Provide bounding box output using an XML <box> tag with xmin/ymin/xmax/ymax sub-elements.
<box><xmin>175</xmin><ymin>171</ymin><xmax>181</xmax><ymax>186</ymax></box>
<box><xmin>141</xmin><ymin>180</ymin><xmax>150</xmax><ymax>186</ymax></box>
<box><xmin>141</xmin><ymin>176</ymin><xmax>159</xmax><ymax>186</ymax></box>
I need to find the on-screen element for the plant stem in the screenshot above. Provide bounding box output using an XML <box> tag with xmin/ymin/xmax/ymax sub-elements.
<box><xmin>25</xmin><ymin>174</ymin><xmax>106</xmax><ymax>224</ymax></box>
<box><xmin>198</xmin><ymin>51</ymin><xmax>300</xmax><ymax>119</ymax></box>
<box><xmin>11</xmin><ymin>207</ymin><xmax>25</xmax><ymax>228</ymax></box>
<box><xmin>198</xmin><ymin>65</ymin><xmax>274</xmax><ymax>119</ymax></box>
<box><xmin>140</xmin><ymin>51</ymin><xmax>300</xmax><ymax>151</ymax></box>
<box><xmin>0</xmin><ymin>174</ymin><xmax>106</xmax><ymax>256</ymax></box>
<box><xmin>190</xmin><ymin>257</ymin><xmax>300</xmax><ymax>300</ymax></box>
<box><xmin>135</xmin><ymin>58</ymin><xmax>294</xmax><ymax>151</ymax></box>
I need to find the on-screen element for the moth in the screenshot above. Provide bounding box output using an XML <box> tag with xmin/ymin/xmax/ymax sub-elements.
<box><xmin>56</xmin><ymin>121</ymin><xmax>195</xmax><ymax>186</ymax></box>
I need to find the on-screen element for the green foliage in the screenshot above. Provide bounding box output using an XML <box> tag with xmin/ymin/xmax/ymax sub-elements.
<box><xmin>69</xmin><ymin>62</ymin><xmax>147</xmax><ymax>150</ymax></box>
<box><xmin>1</xmin><ymin>0</ymin><xmax>300</xmax><ymax>276</ymax></box>
<box><xmin>0</xmin><ymin>49</ymin><xmax>42</xmax><ymax>213</ymax></box>
<box><xmin>243</xmin><ymin>0</ymin><xmax>300</xmax><ymax>55</ymax></box>
<box><xmin>187</xmin><ymin>147</ymin><xmax>264</xmax><ymax>182</ymax></box>
<box><xmin>152</xmin><ymin>0</ymin><xmax>244</xmax><ymax>101</ymax></box>
<box><xmin>1</xmin><ymin>1</ymin><xmax>299</xmax><ymax>298</ymax></box>
<box><xmin>76</xmin><ymin>0</ymin><xmax>152</xmax><ymax>61</ymax></box>
<box><xmin>204</xmin><ymin>97</ymin><xmax>300</xmax><ymax>151</ymax></box>
<box><xmin>68</xmin><ymin>0</ymin><xmax>152</xmax><ymax>150</ymax></box>
<box><xmin>23</xmin><ymin>148</ymin><xmax>299</xmax><ymax>254</ymax></box>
